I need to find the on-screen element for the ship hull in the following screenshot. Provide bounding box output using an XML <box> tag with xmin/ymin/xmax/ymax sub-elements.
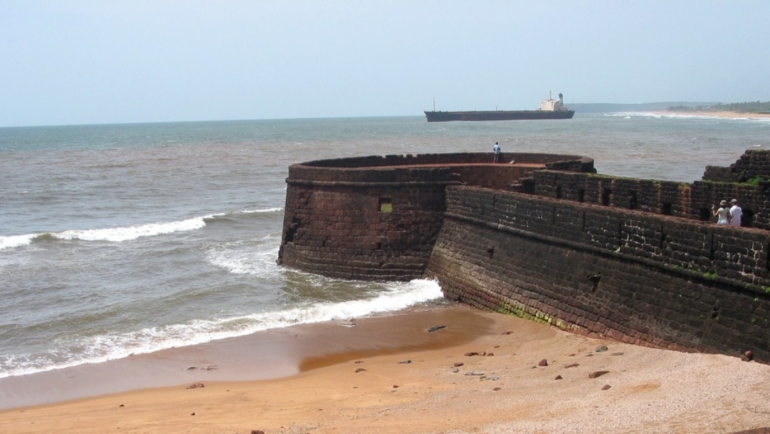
<box><xmin>424</xmin><ymin>110</ymin><xmax>575</xmax><ymax>122</ymax></box>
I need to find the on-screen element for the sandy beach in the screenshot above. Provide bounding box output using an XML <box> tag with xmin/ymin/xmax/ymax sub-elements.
<box><xmin>651</xmin><ymin>110</ymin><xmax>770</xmax><ymax>120</ymax></box>
<box><xmin>1</xmin><ymin>304</ymin><xmax>769</xmax><ymax>434</ymax></box>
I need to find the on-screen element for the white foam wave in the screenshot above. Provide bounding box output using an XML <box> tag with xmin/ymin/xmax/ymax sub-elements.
<box><xmin>241</xmin><ymin>207</ymin><xmax>283</xmax><ymax>214</ymax></box>
<box><xmin>0</xmin><ymin>234</ymin><xmax>37</xmax><ymax>250</ymax></box>
<box><xmin>208</xmin><ymin>240</ymin><xmax>281</xmax><ymax>277</ymax></box>
<box><xmin>0</xmin><ymin>279</ymin><xmax>444</xmax><ymax>378</ymax></box>
<box><xmin>52</xmin><ymin>217</ymin><xmax>207</xmax><ymax>242</ymax></box>
<box><xmin>0</xmin><ymin>209</ymin><xmax>274</xmax><ymax>249</ymax></box>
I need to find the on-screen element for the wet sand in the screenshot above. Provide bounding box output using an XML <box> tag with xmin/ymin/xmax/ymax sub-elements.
<box><xmin>2</xmin><ymin>304</ymin><xmax>770</xmax><ymax>433</ymax></box>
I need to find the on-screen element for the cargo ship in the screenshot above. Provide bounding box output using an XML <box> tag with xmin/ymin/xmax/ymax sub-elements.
<box><xmin>424</xmin><ymin>92</ymin><xmax>575</xmax><ymax>122</ymax></box>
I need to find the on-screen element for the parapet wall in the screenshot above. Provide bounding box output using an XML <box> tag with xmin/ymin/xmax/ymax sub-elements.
<box><xmin>534</xmin><ymin>169</ymin><xmax>770</xmax><ymax>230</ymax></box>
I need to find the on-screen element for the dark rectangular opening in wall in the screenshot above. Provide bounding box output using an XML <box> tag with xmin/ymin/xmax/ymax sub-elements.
<box><xmin>602</xmin><ymin>189</ymin><xmax>611</xmax><ymax>206</ymax></box>
<box><xmin>578</xmin><ymin>189</ymin><xmax>585</xmax><ymax>203</ymax></box>
<box><xmin>699</xmin><ymin>208</ymin><xmax>711</xmax><ymax>221</ymax></box>
<box><xmin>663</xmin><ymin>203</ymin><xmax>673</xmax><ymax>215</ymax></box>
<box><xmin>743</xmin><ymin>210</ymin><xmax>754</xmax><ymax>227</ymax></box>
<box><xmin>379</xmin><ymin>197</ymin><xmax>393</xmax><ymax>213</ymax></box>
<box><xmin>556</xmin><ymin>186</ymin><xmax>562</xmax><ymax>199</ymax></box>
<box><xmin>629</xmin><ymin>192</ymin><xmax>638</xmax><ymax>210</ymax></box>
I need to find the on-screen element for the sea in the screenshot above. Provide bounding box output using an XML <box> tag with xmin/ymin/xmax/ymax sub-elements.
<box><xmin>1</xmin><ymin>112</ymin><xmax>768</xmax><ymax>381</ymax></box>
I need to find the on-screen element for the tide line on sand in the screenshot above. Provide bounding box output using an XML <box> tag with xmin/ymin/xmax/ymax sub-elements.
<box><xmin>1</xmin><ymin>305</ymin><xmax>770</xmax><ymax>433</ymax></box>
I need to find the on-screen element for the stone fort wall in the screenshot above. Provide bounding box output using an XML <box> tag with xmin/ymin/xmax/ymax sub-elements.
<box><xmin>279</xmin><ymin>150</ymin><xmax>770</xmax><ymax>362</ymax></box>
<box><xmin>426</xmin><ymin>186</ymin><xmax>770</xmax><ymax>361</ymax></box>
<box><xmin>278</xmin><ymin>153</ymin><xmax>591</xmax><ymax>280</ymax></box>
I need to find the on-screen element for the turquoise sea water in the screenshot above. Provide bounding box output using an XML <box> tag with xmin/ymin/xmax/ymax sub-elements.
<box><xmin>0</xmin><ymin>113</ymin><xmax>767</xmax><ymax>380</ymax></box>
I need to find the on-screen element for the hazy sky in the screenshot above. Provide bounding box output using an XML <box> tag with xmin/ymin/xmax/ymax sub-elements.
<box><xmin>2</xmin><ymin>1</ymin><xmax>769</xmax><ymax>127</ymax></box>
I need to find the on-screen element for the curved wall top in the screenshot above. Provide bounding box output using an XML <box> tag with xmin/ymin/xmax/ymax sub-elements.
<box><xmin>286</xmin><ymin>152</ymin><xmax>595</xmax><ymax>187</ymax></box>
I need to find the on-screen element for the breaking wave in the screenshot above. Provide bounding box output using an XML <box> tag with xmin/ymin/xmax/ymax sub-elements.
<box><xmin>0</xmin><ymin>207</ymin><xmax>284</xmax><ymax>250</ymax></box>
<box><xmin>0</xmin><ymin>278</ymin><xmax>443</xmax><ymax>378</ymax></box>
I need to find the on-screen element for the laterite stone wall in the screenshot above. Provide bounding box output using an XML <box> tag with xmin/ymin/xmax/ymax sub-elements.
<box><xmin>425</xmin><ymin>186</ymin><xmax>770</xmax><ymax>361</ymax></box>
<box><xmin>278</xmin><ymin>153</ymin><xmax>591</xmax><ymax>280</ymax></box>
<box><xmin>279</xmin><ymin>150</ymin><xmax>770</xmax><ymax>362</ymax></box>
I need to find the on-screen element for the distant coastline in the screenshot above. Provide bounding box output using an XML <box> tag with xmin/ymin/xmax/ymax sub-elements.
<box><xmin>651</xmin><ymin>110</ymin><xmax>770</xmax><ymax>120</ymax></box>
<box><xmin>572</xmin><ymin>101</ymin><xmax>770</xmax><ymax>117</ymax></box>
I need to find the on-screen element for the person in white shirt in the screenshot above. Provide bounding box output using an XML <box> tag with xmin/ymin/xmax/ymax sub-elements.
<box><xmin>492</xmin><ymin>142</ymin><xmax>501</xmax><ymax>163</ymax></box>
<box><xmin>729</xmin><ymin>198</ymin><xmax>742</xmax><ymax>227</ymax></box>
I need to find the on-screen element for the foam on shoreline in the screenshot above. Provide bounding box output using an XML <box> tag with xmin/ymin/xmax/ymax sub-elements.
<box><xmin>3</xmin><ymin>305</ymin><xmax>770</xmax><ymax>433</ymax></box>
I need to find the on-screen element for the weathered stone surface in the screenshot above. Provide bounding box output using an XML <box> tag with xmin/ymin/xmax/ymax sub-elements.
<box><xmin>279</xmin><ymin>151</ymin><xmax>770</xmax><ymax>364</ymax></box>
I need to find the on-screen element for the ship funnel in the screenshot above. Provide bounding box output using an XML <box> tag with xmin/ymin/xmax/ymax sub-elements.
<box><xmin>558</xmin><ymin>93</ymin><xmax>564</xmax><ymax>103</ymax></box>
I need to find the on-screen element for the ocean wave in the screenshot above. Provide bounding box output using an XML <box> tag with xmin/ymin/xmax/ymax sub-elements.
<box><xmin>52</xmin><ymin>217</ymin><xmax>207</xmax><ymax>242</ymax></box>
<box><xmin>207</xmin><ymin>239</ymin><xmax>281</xmax><ymax>277</ymax></box>
<box><xmin>241</xmin><ymin>207</ymin><xmax>284</xmax><ymax>214</ymax></box>
<box><xmin>0</xmin><ymin>207</ymin><xmax>283</xmax><ymax>249</ymax></box>
<box><xmin>0</xmin><ymin>234</ymin><xmax>37</xmax><ymax>250</ymax></box>
<box><xmin>0</xmin><ymin>278</ymin><xmax>444</xmax><ymax>378</ymax></box>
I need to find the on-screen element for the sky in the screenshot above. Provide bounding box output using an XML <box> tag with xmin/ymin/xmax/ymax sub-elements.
<box><xmin>1</xmin><ymin>1</ymin><xmax>769</xmax><ymax>127</ymax></box>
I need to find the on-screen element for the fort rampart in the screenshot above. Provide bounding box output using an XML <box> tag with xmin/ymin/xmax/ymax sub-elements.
<box><xmin>279</xmin><ymin>150</ymin><xmax>770</xmax><ymax>362</ymax></box>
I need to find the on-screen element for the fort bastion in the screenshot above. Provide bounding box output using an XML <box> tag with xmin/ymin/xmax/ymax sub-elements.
<box><xmin>278</xmin><ymin>150</ymin><xmax>770</xmax><ymax>363</ymax></box>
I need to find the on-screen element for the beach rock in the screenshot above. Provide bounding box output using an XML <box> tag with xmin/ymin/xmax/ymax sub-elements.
<box><xmin>186</xmin><ymin>383</ymin><xmax>205</xmax><ymax>389</ymax></box>
<box><xmin>611</xmin><ymin>352</ymin><xmax>625</xmax><ymax>356</ymax></box>
<box><xmin>742</xmin><ymin>350</ymin><xmax>754</xmax><ymax>361</ymax></box>
<box><xmin>464</xmin><ymin>352</ymin><xmax>479</xmax><ymax>357</ymax></box>
<box><xmin>355</xmin><ymin>368</ymin><xmax>366</xmax><ymax>373</ymax></box>
<box><xmin>251</xmin><ymin>431</ymin><xmax>266</xmax><ymax>434</ymax></box>
<box><xmin>392</xmin><ymin>385</ymin><xmax>399</xmax><ymax>388</ymax></box>
<box><xmin>589</xmin><ymin>371</ymin><xmax>610</xmax><ymax>379</ymax></box>
<box><xmin>465</xmin><ymin>371</ymin><xmax>484</xmax><ymax>376</ymax></box>
<box><xmin>493</xmin><ymin>387</ymin><xmax>502</xmax><ymax>391</ymax></box>
<box><xmin>486</xmin><ymin>353</ymin><xmax>494</xmax><ymax>356</ymax></box>
<box><xmin>452</xmin><ymin>368</ymin><xmax>459</xmax><ymax>373</ymax></box>
<box><xmin>596</xmin><ymin>345</ymin><xmax>608</xmax><ymax>352</ymax></box>
<box><xmin>502</xmin><ymin>331</ymin><xmax>513</xmax><ymax>335</ymax></box>
<box><xmin>555</xmin><ymin>375</ymin><xmax>563</xmax><ymax>380</ymax></box>
<box><xmin>538</xmin><ymin>359</ymin><xmax>548</xmax><ymax>367</ymax></box>
<box><xmin>398</xmin><ymin>360</ymin><xmax>411</xmax><ymax>364</ymax></box>
<box><xmin>602</xmin><ymin>384</ymin><xmax>612</xmax><ymax>390</ymax></box>
<box><xmin>191</xmin><ymin>412</ymin><xmax>196</xmax><ymax>416</ymax></box>
<box><xmin>427</xmin><ymin>324</ymin><xmax>446</xmax><ymax>332</ymax></box>
<box><xmin>454</xmin><ymin>362</ymin><xmax>464</xmax><ymax>367</ymax></box>
<box><xmin>119</xmin><ymin>404</ymin><xmax>124</xmax><ymax>407</ymax></box>
<box><xmin>564</xmin><ymin>363</ymin><xmax>579</xmax><ymax>368</ymax></box>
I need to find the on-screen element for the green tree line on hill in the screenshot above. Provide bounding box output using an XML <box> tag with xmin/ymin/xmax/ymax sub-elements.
<box><xmin>667</xmin><ymin>101</ymin><xmax>770</xmax><ymax>114</ymax></box>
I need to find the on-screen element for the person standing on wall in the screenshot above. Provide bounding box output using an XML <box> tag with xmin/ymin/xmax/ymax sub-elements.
<box><xmin>729</xmin><ymin>198</ymin><xmax>742</xmax><ymax>227</ymax></box>
<box><xmin>492</xmin><ymin>142</ymin><xmax>501</xmax><ymax>163</ymax></box>
<box><xmin>712</xmin><ymin>200</ymin><xmax>730</xmax><ymax>225</ymax></box>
